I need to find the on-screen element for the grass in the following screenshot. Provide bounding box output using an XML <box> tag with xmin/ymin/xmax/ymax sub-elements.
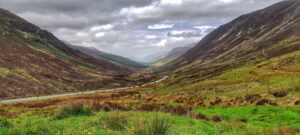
<box><xmin>134</xmin><ymin>115</ymin><xmax>170</xmax><ymax>135</ymax></box>
<box><xmin>0</xmin><ymin>106</ymin><xmax>299</xmax><ymax>135</ymax></box>
<box><xmin>53</xmin><ymin>103</ymin><xmax>93</xmax><ymax>119</ymax></box>
<box><xmin>215</xmin><ymin>66</ymin><xmax>257</xmax><ymax>81</ymax></box>
<box><xmin>99</xmin><ymin>111</ymin><xmax>128</xmax><ymax>131</ymax></box>
<box><xmin>195</xmin><ymin>106</ymin><xmax>300</xmax><ymax>130</ymax></box>
<box><xmin>151</xmin><ymin>50</ymin><xmax>300</xmax><ymax>102</ymax></box>
<box><xmin>0</xmin><ymin>117</ymin><xmax>10</xmax><ymax>128</ymax></box>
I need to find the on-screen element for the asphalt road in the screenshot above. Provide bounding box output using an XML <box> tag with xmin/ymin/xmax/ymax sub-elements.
<box><xmin>0</xmin><ymin>75</ymin><xmax>169</xmax><ymax>104</ymax></box>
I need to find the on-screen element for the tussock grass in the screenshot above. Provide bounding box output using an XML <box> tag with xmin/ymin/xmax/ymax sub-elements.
<box><xmin>0</xmin><ymin>117</ymin><xmax>10</xmax><ymax>128</ymax></box>
<box><xmin>53</xmin><ymin>103</ymin><xmax>93</xmax><ymax>119</ymax></box>
<box><xmin>133</xmin><ymin>115</ymin><xmax>170</xmax><ymax>135</ymax></box>
<box><xmin>0</xmin><ymin>108</ymin><xmax>299</xmax><ymax>135</ymax></box>
<box><xmin>99</xmin><ymin>111</ymin><xmax>128</xmax><ymax>131</ymax></box>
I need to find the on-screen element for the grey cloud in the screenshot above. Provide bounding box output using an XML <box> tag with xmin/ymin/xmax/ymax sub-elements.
<box><xmin>167</xmin><ymin>31</ymin><xmax>202</xmax><ymax>37</ymax></box>
<box><xmin>0</xmin><ymin>0</ymin><xmax>282</xmax><ymax>60</ymax></box>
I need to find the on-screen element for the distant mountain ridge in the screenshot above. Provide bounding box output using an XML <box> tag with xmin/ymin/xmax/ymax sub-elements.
<box><xmin>141</xmin><ymin>51</ymin><xmax>168</xmax><ymax>63</ymax></box>
<box><xmin>67</xmin><ymin>44</ymin><xmax>148</xmax><ymax>69</ymax></box>
<box><xmin>153</xmin><ymin>46</ymin><xmax>191</xmax><ymax>67</ymax></box>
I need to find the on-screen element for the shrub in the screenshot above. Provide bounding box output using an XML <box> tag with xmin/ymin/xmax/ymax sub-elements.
<box><xmin>53</xmin><ymin>103</ymin><xmax>93</xmax><ymax>119</ymax></box>
<box><xmin>133</xmin><ymin>116</ymin><xmax>170</xmax><ymax>135</ymax></box>
<box><xmin>103</xmin><ymin>104</ymin><xmax>112</xmax><ymax>112</ymax></box>
<box><xmin>0</xmin><ymin>117</ymin><xmax>10</xmax><ymax>128</ymax></box>
<box><xmin>100</xmin><ymin>112</ymin><xmax>128</xmax><ymax>131</ymax></box>
<box><xmin>161</xmin><ymin>106</ymin><xmax>190</xmax><ymax>116</ymax></box>
<box><xmin>256</xmin><ymin>99</ymin><xmax>277</xmax><ymax>106</ymax></box>
<box><xmin>235</xmin><ymin>117</ymin><xmax>248</xmax><ymax>123</ymax></box>
<box><xmin>271</xmin><ymin>90</ymin><xmax>288</xmax><ymax>98</ymax></box>
<box><xmin>210</xmin><ymin>115</ymin><xmax>225</xmax><ymax>122</ymax></box>
<box><xmin>295</xmin><ymin>100</ymin><xmax>300</xmax><ymax>105</ymax></box>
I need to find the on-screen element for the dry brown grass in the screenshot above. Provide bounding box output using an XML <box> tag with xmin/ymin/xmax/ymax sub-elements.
<box><xmin>266</xmin><ymin>127</ymin><xmax>297</xmax><ymax>135</ymax></box>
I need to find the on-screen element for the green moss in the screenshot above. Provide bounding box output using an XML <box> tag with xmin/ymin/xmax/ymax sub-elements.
<box><xmin>167</xmin><ymin>102</ymin><xmax>181</xmax><ymax>107</ymax></box>
<box><xmin>0</xmin><ymin>67</ymin><xmax>11</xmax><ymax>77</ymax></box>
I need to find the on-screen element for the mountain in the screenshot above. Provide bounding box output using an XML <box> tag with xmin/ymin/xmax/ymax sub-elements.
<box><xmin>0</xmin><ymin>8</ymin><xmax>136</xmax><ymax>99</ymax></box>
<box><xmin>67</xmin><ymin>45</ymin><xmax>148</xmax><ymax>69</ymax></box>
<box><xmin>160</xmin><ymin>0</ymin><xmax>300</xmax><ymax>73</ymax></box>
<box><xmin>141</xmin><ymin>51</ymin><xmax>168</xmax><ymax>63</ymax></box>
<box><xmin>152</xmin><ymin>0</ymin><xmax>300</xmax><ymax>100</ymax></box>
<box><xmin>153</xmin><ymin>46</ymin><xmax>191</xmax><ymax>67</ymax></box>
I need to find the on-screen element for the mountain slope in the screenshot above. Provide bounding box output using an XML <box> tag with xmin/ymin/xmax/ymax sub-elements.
<box><xmin>68</xmin><ymin>45</ymin><xmax>148</xmax><ymax>69</ymax></box>
<box><xmin>153</xmin><ymin>46</ymin><xmax>191</xmax><ymax>67</ymax></box>
<box><xmin>141</xmin><ymin>51</ymin><xmax>168</xmax><ymax>63</ymax></box>
<box><xmin>0</xmin><ymin>8</ymin><xmax>135</xmax><ymax>99</ymax></box>
<box><xmin>160</xmin><ymin>0</ymin><xmax>300</xmax><ymax>72</ymax></box>
<box><xmin>152</xmin><ymin>0</ymin><xmax>300</xmax><ymax>103</ymax></box>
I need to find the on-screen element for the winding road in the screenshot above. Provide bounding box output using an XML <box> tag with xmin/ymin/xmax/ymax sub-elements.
<box><xmin>0</xmin><ymin>75</ymin><xmax>169</xmax><ymax>104</ymax></box>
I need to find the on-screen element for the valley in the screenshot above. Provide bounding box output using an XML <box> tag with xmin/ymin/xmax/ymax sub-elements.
<box><xmin>0</xmin><ymin>0</ymin><xmax>300</xmax><ymax>135</ymax></box>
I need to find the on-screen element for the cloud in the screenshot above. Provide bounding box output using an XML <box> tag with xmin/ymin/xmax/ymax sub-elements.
<box><xmin>152</xmin><ymin>39</ymin><xmax>168</xmax><ymax>47</ymax></box>
<box><xmin>95</xmin><ymin>32</ymin><xmax>106</xmax><ymax>38</ymax></box>
<box><xmin>193</xmin><ymin>25</ymin><xmax>216</xmax><ymax>30</ymax></box>
<box><xmin>148</xmin><ymin>24</ymin><xmax>174</xmax><ymax>29</ymax></box>
<box><xmin>90</xmin><ymin>24</ymin><xmax>114</xmax><ymax>32</ymax></box>
<box><xmin>146</xmin><ymin>35</ymin><xmax>158</xmax><ymax>39</ymax></box>
<box><xmin>0</xmin><ymin>0</ymin><xmax>282</xmax><ymax>60</ymax></box>
<box><xmin>167</xmin><ymin>30</ymin><xmax>202</xmax><ymax>37</ymax></box>
<box><xmin>160</xmin><ymin>0</ymin><xmax>182</xmax><ymax>6</ymax></box>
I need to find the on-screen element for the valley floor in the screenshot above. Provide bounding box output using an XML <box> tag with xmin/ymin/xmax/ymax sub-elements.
<box><xmin>0</xmin><ymin>87</ymin><xmax>299</xmax><ymax>135</ymax></box>
<box><xmin>1</xmin><ymin>51</ymin><xmax>300</xmax><ymax>135</ymax></box>
<box><xmin>0</xmin><ymin>106</ymin><xmax>299</xmax><ymax>135</ymax></box>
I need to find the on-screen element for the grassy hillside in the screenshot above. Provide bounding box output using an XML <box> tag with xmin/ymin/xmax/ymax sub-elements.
<box><xmin>151</xmin><ymin>50</ymin><xmax>300</xmax><ymax>107</ymax></box>
<box><xmin>153</xmin><ymin>47</ymin><xmax>191</xmax><ymax>67</ymax></box>
<box><xmin>101</xmin><ymin>53</ymin><xmax>148</xmax><ymax>69</ymax></box>
<box><xmin>68</xmin><ymin>45</ymin><xmax>148</xmax><ymax>69</ymax></box>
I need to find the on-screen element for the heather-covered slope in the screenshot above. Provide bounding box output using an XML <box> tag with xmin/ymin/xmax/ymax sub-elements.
<box><xmin>160</xmin><ymin>0</ymin><xmax>300</xmax><ymax>72</ymax></box>
<box><xmin>151</xmin><ymin>0</ymin><xmax>300</xmax><ymax>105</ymax></box>
<box><xmin>0</xmin><ymin>8</ymin><xmax>135</xmax><ymax>99</ymax></box>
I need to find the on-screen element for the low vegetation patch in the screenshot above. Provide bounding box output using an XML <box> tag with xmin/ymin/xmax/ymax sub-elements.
<box><xmin>53</xmin><ymin>103</ymin><xmax>93</xmax><ymax>119</ymax></box>
<box><xmin>134</xmin><ymin>115</ymin><xmax>170</xmax><ymax>135</ymax></box>
<box><xmin>271</xmin><ymin>90</ymin><xmax>289</xmax><ymax>98</ymax></box>
<box><xmin>99</xmin><ymin>111</ymin><xmax>128</xmax><ymax>131</ymax></box>
<box><xmin>0</xmin><ymin>117</ymin><xmax>10</xmax><ymax>128</ymax></box>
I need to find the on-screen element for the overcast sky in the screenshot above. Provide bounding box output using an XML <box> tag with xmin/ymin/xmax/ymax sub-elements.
<box><xmin>0</xmin><ymin>0</ymin><xmax>281</xmax><ymax>61</ymax></box>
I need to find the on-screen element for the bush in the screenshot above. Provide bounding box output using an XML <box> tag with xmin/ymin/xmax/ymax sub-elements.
<box><xmin>0</xmin><ymin>117</ymin><xmax>10</xmax><ymax>128</ymax></box>
<box><xmin>53</xmin><ymin>103</ymin><xmax>93</xmax><ymax>119</ymax></box>
<box><xmin>133</xmin><ymin>116</ymin><xmax>170</xmax><ymax>135</ymax></box>
<box><xmin>235</xmin><ymin>117</ymin><xmax>248</xmax><ymax>123</ymax></box>
<box><xmin>210</xmin><ymin>115</ymin><xmax>225</xmax><ymax>122</ymax></box>
<box><xmin>100</xmin><ymin>112</ymin><xmax>128</xmax><ymax>131</ymax></box>
<box><xmin>271</xmin><ymin>90</ymin><xmax>288</xmax><ymax>98</ymax></box>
